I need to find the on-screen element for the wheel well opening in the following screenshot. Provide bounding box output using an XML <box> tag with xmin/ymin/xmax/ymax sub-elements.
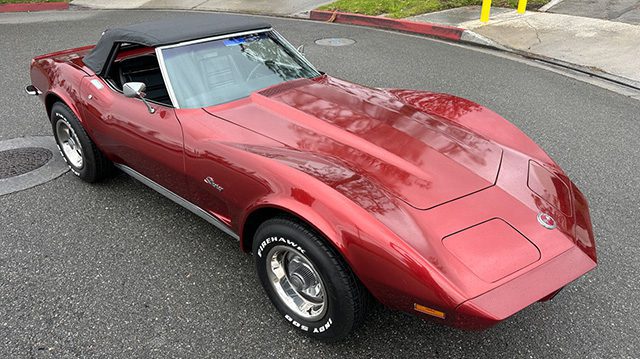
<box><xmin>241</xmin><ymin>207</ymin><xmax>357</xmax><ymax>276</ymax></box>
<box><xmin>242</xmin><ymin>207</ymin><xmax>291</xmax><ymax>252</ymax></box>
<box><xmin>45</xmin><ymin>93</ymin><xmax>63</xmax><ymax>120</ymax></box>
<box><xmin>242</xmin><ymin>206</ymin><xmax>375</xmax><ymax>306</ymax></box>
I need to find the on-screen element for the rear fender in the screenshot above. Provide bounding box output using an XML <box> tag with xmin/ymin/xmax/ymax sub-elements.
<box><xmin>30</xmin><ymin>57</ymin><xmax>87</xmax><ymax>125</ymax></box>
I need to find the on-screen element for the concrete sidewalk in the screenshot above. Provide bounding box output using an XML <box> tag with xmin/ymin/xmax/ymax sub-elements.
<box><xmin>71</xmin><ymin>0</ymin><xmax>332</xmax><ymax>16</ymax></box>
<box><xmin>410</xmin><ymin>6</ymin><xmax>640</xmax><ymax>86</ymax></box>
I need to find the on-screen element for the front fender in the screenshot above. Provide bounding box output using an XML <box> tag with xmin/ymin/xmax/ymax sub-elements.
<box><xmin>237</xmin><ymin>154</ymin><xmax>361</xmax><ymax>256</ymax></box>
<box><xmin>235</xmin><ymin>145</ymin><xmax>466</xmax><ymax>314</ymax></box>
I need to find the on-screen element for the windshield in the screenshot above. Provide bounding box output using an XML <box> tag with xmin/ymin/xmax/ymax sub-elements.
<box><xmin>160</xmin><ymin>31</ymin><xmax>320</xmax><ymax>109</ymax></box>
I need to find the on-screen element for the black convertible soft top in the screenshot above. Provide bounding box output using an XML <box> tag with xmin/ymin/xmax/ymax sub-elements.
<box><xmin>83</xmin><ymin>14</ymin><xmax>271</xmax><ymax>74</ymax></box>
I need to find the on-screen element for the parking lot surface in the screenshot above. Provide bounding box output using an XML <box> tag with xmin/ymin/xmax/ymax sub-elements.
<box><xmin>1</xmin><ymin>9</ymin><xmax>639</xmax><ymax>358</ymax></box>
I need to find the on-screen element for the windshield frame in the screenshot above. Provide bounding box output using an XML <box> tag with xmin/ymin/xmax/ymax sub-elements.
<box><xmin>155</xmin><ymin>29</ymin><xmax>320</xmax><ymax>109</ymax></box>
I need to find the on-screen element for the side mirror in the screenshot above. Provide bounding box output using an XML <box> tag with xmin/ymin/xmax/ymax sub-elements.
<box><xmin>123</xmin><ymin>82</ymin><xmax>155</xmax><ymax>114</ymax></box>
<box><xmin>123</xmin><ymin>82</ymin><xmax>146</xmax><ymax>98</ymax></box>
<box><xmin>296</xmin><ymin>44</ymin><xmax>305</xmax><ymax>56</ymax></box>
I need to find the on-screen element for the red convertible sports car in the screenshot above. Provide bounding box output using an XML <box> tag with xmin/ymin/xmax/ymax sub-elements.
<box><xmin>26</xmin><ymin>14</ymin><xmax>597</xmax><ymax>340</ymax></box>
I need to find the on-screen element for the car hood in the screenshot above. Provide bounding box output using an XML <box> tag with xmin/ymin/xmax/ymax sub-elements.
<box><xmin>206</xmin><ymin>76</ymin><xmax>503</xmax><ymax>210</ymax></box>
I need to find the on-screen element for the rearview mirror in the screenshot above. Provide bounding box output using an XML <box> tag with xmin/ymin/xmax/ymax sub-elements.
<box><xmin>123</xmin><ymin>82</ymin><xmax>155</xmax><ymax>114</ymax></box>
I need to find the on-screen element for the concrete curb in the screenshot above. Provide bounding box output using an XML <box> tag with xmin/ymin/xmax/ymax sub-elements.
<box><xmin>0</xmin><ymin>1</ymin><xmax>69</xmax><ymax>13</ymax></box>
<box><xmin>308</xmin><ymin>9</ymin><xmax>640</xmax><ymax>91</ymax></box>
<box><xmin>308</xmin><ymin>10</ymin><xmax>507</xmax><ymax>52</ymax></box>
<box><xmin>460</xmin><ymin>30</ymin><xmax>508</xmax><ymax>51</ymax></box>
<box><xmin>501</xmin><ymin>48</ymin><xmax>640</xmax><ymax>90</ymax></box>
<box><xmin>309</xmin><ymin>10</ymin><xmax>465</xmax><ymax>41</ymax></box>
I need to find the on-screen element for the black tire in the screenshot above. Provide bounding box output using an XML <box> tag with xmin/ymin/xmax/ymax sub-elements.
<box><xmin>50</xmin><ymin>102</ymin><xmax>111</xmax><ymax>182</ymax></box>
<box><xmin>253</xmin><ymin>217</ymin><xmax>368</xmax><ymax>341</ymax></box>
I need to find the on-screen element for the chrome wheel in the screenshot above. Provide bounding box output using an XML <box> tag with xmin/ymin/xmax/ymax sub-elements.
<box><xmin>266</xmin><ymin>245</ymin><xmax>327</xmax><ymax>321</ymax></box>
<box><xmin>55</xmin><ymin>118</ymin><xmax>83</xmax><ymax>169</ymax></box>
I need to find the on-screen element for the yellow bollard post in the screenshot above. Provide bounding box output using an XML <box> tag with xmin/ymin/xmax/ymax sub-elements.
<box><xmin>517</xmin><ymin>0</ymin><xmax>527</xmax><ymax>14</ymax></box>
<box><xmin>480</xmin><ymin>0</ymin><xmax>492</xmax><ymax>22</ymax></box>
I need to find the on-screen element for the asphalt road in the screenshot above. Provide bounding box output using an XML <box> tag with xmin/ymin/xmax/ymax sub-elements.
<box><xmin>1</xmin><ymin>9</ymin><xmax>639</xmax><ymax>359</ymax></box>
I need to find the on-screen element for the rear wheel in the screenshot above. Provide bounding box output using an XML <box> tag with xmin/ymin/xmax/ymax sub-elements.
<box><xmin>253</xmin><ymin>217</ymin><xmax>368</xmax><ymax>341</ymax></box>
<box><xmin>51</xmin><ymin>102</ymin><xmax>111</xmax><ymax>182</ymax></box>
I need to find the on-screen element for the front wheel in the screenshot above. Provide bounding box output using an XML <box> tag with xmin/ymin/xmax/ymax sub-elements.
<box><xmin>253</xmin><ymin>217</ymin><xmax>368</xmax><ymax>341</ymax></box>
<box><xmin>51</xmin><ymin>102</ymin><xmax>111</xmax><ymax>182</ymax></box>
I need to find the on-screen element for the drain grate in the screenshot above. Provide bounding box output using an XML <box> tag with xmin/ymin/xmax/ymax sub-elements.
<box><xmin>0</xmin><ymin>147</ymin><xmax>53</xmax><ymax>179</ymax></box>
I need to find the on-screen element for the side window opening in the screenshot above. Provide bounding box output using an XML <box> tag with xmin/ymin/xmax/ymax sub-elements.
<box><xmin>105</xmin><ymin>44</ymin><xmax>172</xmax><ymax>106</ymax></box>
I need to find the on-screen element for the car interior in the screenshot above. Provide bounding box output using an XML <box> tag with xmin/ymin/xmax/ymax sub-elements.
<box><xmin>105</xmin><ymin>46</ymin><xmax>172</xmax><ymax>106</ymax></box>
<box><xmin>102</xmin><ymin>37</ymin><xmax>309</xmax><ymax>109</ymax></box>
<box><xmin>160</xmin><ymin>38</ymin><xmax>284</xmax><ymax>108</ymax></box>
<box><xmin>103</xmin><ymin>43</ymin><xmax>278</xmax><ymax>109</ymax></box>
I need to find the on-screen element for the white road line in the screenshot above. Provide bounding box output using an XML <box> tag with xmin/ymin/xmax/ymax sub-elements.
<box><xmin>539</xmin><ymin>0</ymin><xmax>566</xmax><ymax>12</ymax></box>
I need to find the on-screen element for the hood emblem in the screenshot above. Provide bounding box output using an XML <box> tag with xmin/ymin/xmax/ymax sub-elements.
<box><xmin>537</xmin><ymin>212</ymin><xmax>557</xmax><ymax>230</ymax></box>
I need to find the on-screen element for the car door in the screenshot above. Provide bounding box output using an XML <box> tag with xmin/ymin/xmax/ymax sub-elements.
<box><xmin>79</xmin><ymin>75</ymin><xmax>186</xmax><ymax>198</ymax></box>
<box><xmin>78</xmin><ymin>44</ymin><xmax>187</xmax><ymax>197</ymax></box>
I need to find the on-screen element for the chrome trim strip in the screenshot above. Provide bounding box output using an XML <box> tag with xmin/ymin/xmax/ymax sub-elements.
<box><xmin>114</xmin><ymin>163</ymin><xmax>239</xmax><ymax>240</ymax></box>
<box><xmin>155</xmin><ymin>46</ymin><xmax>180</xmax><ymax>109</ymax></box>
<box><xmin>155</xmin><ymin>28</ymin><xmax>273</xmax><ymax>109</ymax></box>
<box><xmin>158</xmin><ymin>28</ymin><xmax>272</xmax><ymax>50</ymax></box>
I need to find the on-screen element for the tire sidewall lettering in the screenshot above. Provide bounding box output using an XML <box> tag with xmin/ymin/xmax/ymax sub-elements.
<box><xmin>284</xmin><ymin>314</ymin><xmax>332</xmax><ymax>333</ymax></box>
<box><xmin>256</xmin><ymin>235</ymin><xmax>306</xmax><ymax>258</ymax></box>
<box><xmin>53</xmin><ymin>111</ymin><xmax>82</xmax><ymax>176</ymax></box>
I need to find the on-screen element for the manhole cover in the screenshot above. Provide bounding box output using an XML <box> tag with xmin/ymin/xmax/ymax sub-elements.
<box><xmin>315</xmin><ymin>38</ymin><xmax>356</xmax><ymax>46</ymax></box>
<box><xmin>0</xmin><ymin>136</ymin><xmax>68</xmax><ymax>196</ymax></box>
<box><xmin>0</xmin><ymin>147</ymin><xmax>53</xmax><ymax>179</ymax></box>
